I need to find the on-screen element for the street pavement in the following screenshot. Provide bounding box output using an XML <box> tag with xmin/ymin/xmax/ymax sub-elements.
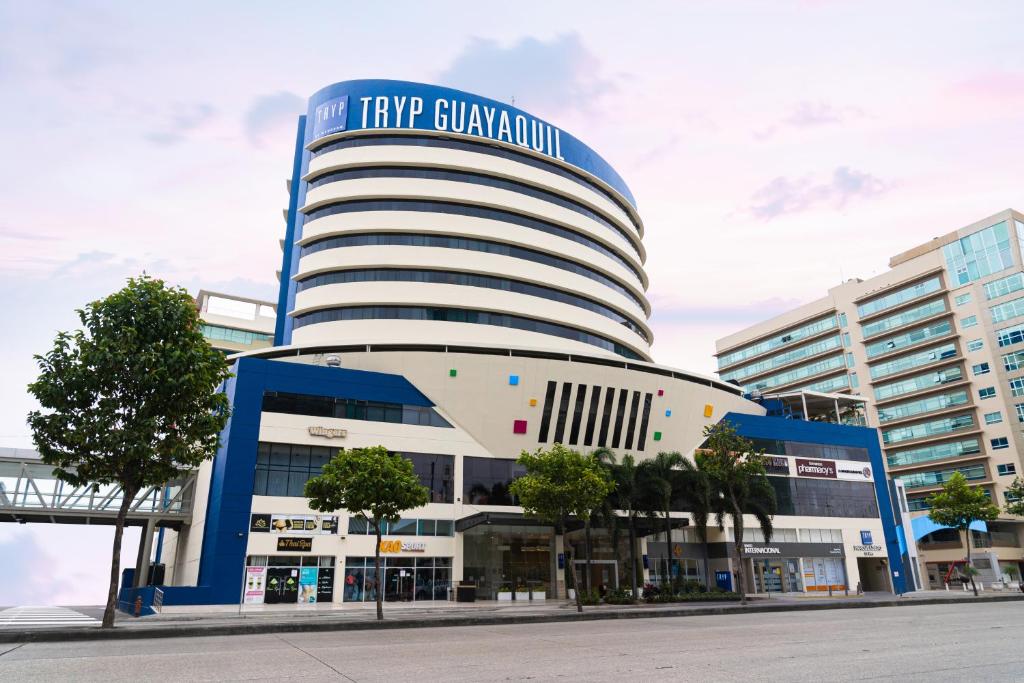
<box><xmin>0</xmin><ymin>607</ymin><xmax>100</xmax><ymax>629</ymax></box>
<box><xmin>0</xmin><ymin>601</ymin><xmax>1021</xmax><ymax>681</ymax></box>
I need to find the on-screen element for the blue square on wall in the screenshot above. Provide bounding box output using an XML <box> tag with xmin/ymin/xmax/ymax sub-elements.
<box><xmin>665</xmin><ymin>409</ymin><xmax>672</xmax><ymax>417</ymax></box>
<box><xmin>509</xmin><ymin>375</ymin><xmax>519</xmax><ymax>386</ymax></box>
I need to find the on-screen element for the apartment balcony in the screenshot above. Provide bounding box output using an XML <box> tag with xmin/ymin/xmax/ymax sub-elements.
<box><xmin>873</xmin><ymin>375</ymin><xmax>969</xmax><ymax>407</ymax></box>
<box><xmin>886</xmin><ymin>450</ymin><xmax>988</xmax><ymax>475</ymax></box>
<box><xmin>852</xmin><ymin>267</ymin><xmax>947</xmax><ymax>323</ymax></box>
<box><xmin>859</xmin><ymin>307</ymin><xmax>954</xmax><ymax>345</ymax></box>
<box><xmin>716</xmin><ymin>322</ymin><xmax>840</xmax><ymax>373</ymax></box>
<box><xmin>876</xmin><ymin>401</ymin><xmax>976</xmax><ymax>429</ymax></box>
<box><xmin>867</xmin><ymin>351</ymin><xmax>963</xmax><ymax>385</ymax></box>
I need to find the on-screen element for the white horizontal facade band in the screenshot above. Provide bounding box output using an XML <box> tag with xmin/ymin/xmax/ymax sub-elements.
<box><xmin>304</xmin><ymin>144</ymin><xmax>643</xmax><ymax>251</ymax></box>
<box><xmin>300</xmin><ymin>177</ymin><xmax>643</xmax><ymax>269</ymax></box>
<box><xmin>304</xmin><ymin>127</ymin><xmax>645</xmax><ymax>239</ymax></box>
<box><xmin>291</xmin><ymin>281</ymin><xmax>651</xmax><ymax>354</ymax></box>
<box><xmin>296</xmin><ymin>210</ymin><xmax>650</xmax><ymax>302</ymax></box>
<box><xmin>295</xmin><ymin>244</ymin><xmax>649</xmax><ymax>323</ymax></box>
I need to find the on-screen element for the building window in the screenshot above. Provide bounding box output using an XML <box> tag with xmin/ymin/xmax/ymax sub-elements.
<box><xmin>972</xmin><ymin>362</ymin><xmax>990</xmax><ymax>375</ymax></box>
<box><xmin>998</xmin><ymin>463</ymin><xmax>1017</xmax><ymax>476</ymax></box>
<box><xmin>886</xmin><ymin>439</ymin><xmax>981</xmax><ymax>468</ymax></box>
<box><xmin>1017</xmin><ymin>404</ymin><xmax>1024</xmax><ymax>423</ymax></box>
<box><xmin>979</xmin><ymin>387</ymin><xmax>996</xmax><ymax>399</ymax></box>
<box><xmin>839</xmin><ymin>312</ymin><xmax>848</xmax><ymax>327</ymax></box>
<box><xmin>261</xmin><ymin>391</ymin><xmax>452</xmax><ymax>427</ymax></box>
<box><xmin>984</xmin><ymin>411</ymin><xmax>1003</xmax><ymax>425</ymax></box>
<box><xmin>990</xmin><ymin>296</ymin><xmax>1024</xmax><ymax>325</ymax></box>
<box><xmin>985</xmin><ymin>272</ymin><xmax>1024</xmax><ymax>300</ymax></box>
<box><xmin>882</xmin><ymin>413</ymin><xmax>975</xmax><ymax>445</ymax></box>
<box><xmin>955</xmin><ymin>293</ymin><xmax>972</xmax><ymax>306</ymax></box>
<box><xmin>849</xmin><ymin>372</ymin><xmax>859</xmax><ymax>389</ymax></box>
<box><xmin>873</xmin><ymin>366</ymin><xmax>963</xmax><ymax>401</ymax></box>
<box><xmin>842</xmin><ymin>332</ymin><xmax>852</xmax><ymax>347</ymax></box>
<box><xmin>861</xmin><ymin>299</ymin><xmax>947</xmax><ymax>339</ymax></box>
<box><xmin>462</xmin><ymin>457</ymin><xmax>525</xmax><ymax>505</ymax></box>
<box><xmin>943</xmin><ymin>220</ymin><xmax>1015</xmax><ymax>286</ymax></box>
<box><xmin>1011</xmin><ymin>378</ymin><xmax>1024</xmax><ymax>397</ymax></box>
<box><xmin>1003</xmin><ymin>350</ymin><xmax>1024</xmax><ymax>371</ymax></box>
<box><xmin>717</xmin><ymin>315</ymin><xmax>839</xmax><ymax>369</ymax></box>
<box><xmin>864</xmin><ymin>321</ymin><xmax>952</xmax><ymax>359</ymax></box>
<box><xmin>967</xmin><ymin>339</ymin><xmax>984</xmax><ymax>352</ymax></box>
<box><xmin>846</xmin><ymin>353</ymin><xmax>855</xmax><ymax>368</ymax></box>
<box><xmin>869</xmin><ymin>343</ymin><xmax>957</xmax><ymax>380</ymax></box>
<box><xmin>858</xmin><ymin>277</ymin><xmax>942</xmax><ymax>317</ymax></box>
<box><xmin>991</xmin><ymin>437</ymin><xmax>1010</xmax><ymax>450</ymax></box>
<box><xmin>996</xmin><ymin>321</ymin><xmax>1024</xmax><ymax>348</ymax></box>
<box><xmin>961</xmin><ymin>315</ymin><xmax>978</xmax><ymax>329</ymax></box>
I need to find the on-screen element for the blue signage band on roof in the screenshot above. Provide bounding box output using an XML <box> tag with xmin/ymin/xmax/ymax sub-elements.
<box><xmin>303</xmin><ymin>79</ymin><xmax>636</xmax><ymax>209</ymax></box>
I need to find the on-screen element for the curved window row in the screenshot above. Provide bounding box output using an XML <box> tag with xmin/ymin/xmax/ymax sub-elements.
<box><xmin>887</xmin><ymin>438</ymin><xmax>981</xmax><ymax>469</ymax></box>
<box><xmin>881</xmin><ymin>413</ymin><xmax>975</xmax><ymax>446</ymax></box>
<box><xmin>877</xmin><ymin>389</ymin><xmax>969</xmax><ymax>424</ymax></box>
<box><xmin>299</xmin><ymin>232</ymin><xmax>647</xmax><ymax>312</ymax></box>
<box><xmin>295</xmin><ymin>268</ymin><xmax>649</xmax><ymax>342</ymax></box>
<box><xmin>717</xmin><ymin>315</ymin><xmax>838</xmax><ymax>369</ymax></box>
<box><xmin>291</xmin><ymin>305</ymin><xmax>643</xmax><ymax>360</ymax></box>
<box><xmin>302</xmin><ymin>198</ymin><xmax>642</xmax><ymax>277</ymax></box>
<box><xmin>308</xmin><ymin>166</ymin><xmax>636</xmax><ymax>252</ymax></box>
<box><xmin>865</xmin><ymin>321</ymin><xmax>953</xmax><ymax>359</ymax></box>
<box><xmin>861</xmin><ymin>298</ymin><xmax>947</xmax><ymax>339</ymax></box>
<box><xmin>308</xmin><ymin>133</ymin><xmax>639</xmax><ymax>226</ymax></box>
<box><xmin>868</xmin><ymin>342</ymin><xmax>957</xmax><ymax>380</ymax></box>
<box><xmin>719</xmin><ymin>335</ymin><xmax>841</xmax><ymax>384</ymax></box>
<box><xmin>744</xmin><ymin>354</ymin><xmax>846</xmax><ymax>392</ymax></box>
<box><xmin>857</xmin><ymin>276</ymin><xmax>942</xmax><ymax>318</ymax></box>
<box><xmin>874</xmin><ymin>365</ymin><xmax>963</xmax><ymax>402</ymax></box>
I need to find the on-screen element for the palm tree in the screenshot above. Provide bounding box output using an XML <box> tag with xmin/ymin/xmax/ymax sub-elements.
<box><xmin>639</xmin><ymin>451</ymin><xmax>685</xmax><ymax>589</ymax></box>
<box><xmin>698</xmin><ymin>421</ymin><xmax>777</xmax><ymax>604</ymax></box>
<box><xmin>581</xmin><ymin>447</ymin><xmax>618</xmax><ymax>594</ymax></box>
<box><xmin>612</xmin><ymin>453</ymin><xmax>645</xmax><ymax>599</ymax></box>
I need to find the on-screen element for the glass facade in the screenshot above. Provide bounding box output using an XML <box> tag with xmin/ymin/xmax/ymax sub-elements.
<box><xmin>744</xmin><ymin>354</ymin><xmax>846</xmax><ymax>392</ymax></box>
<box><xmin>868</xmin><ymin>343</ymin><xmax>957</xmax><ymax>380</ymax></box>
<box><xmin>262</xmin><ymin>391</ymin><xmax>452</xmax><ymax>427</ymax></box>
<box><xmin>861</xmin><ymin>299</ymin><xmax>947</xmax><ymax>339</ymax></box>
<box><xmin>768</xmin><ymin>478</ymin><xmax>879</xmax><ymax>518</ymax></box>
<box><xmin>296</xmin><ymin>268</ymin><xmax>648</xmax><ymax>341</ymax></box>
<box><xmin>342</xmin><ymin>556</ymin><xmax>452</xmax><ymax>602</ymax></box>
<box><xmin>719</xmin><ymin>335</ymin><xmax>841</xmax><ymax>383</ymax></box>
<box><xmin>881</xmin><ymin>413</ymin><xmax>975</xmax><ymax>445</ymax></box>
<box><xmin>864</xmin><ymin>321</ymin><xmax>952</xmax><ymax>359</ymax></box>
<box><xmin>886</xmin><ymin>438</ymin><xmax>981</xmax><ymax>468</ymax></box>
<box><xmin>346</xmin><ymin>517</ymin><xmax>454</xmax><ymax>536</ymax></box>
<box><xmin>462</xmin><ymin>524</ymin><xmax>553</xmax><ymax>599</ymax></box>
<box><xmin>876</xmin><ymin>390</ymin><xmax>969</xmax><ymax>424</ymax></box>
<box><xmin>985</xmin><ymin>272</ymin><xmax>1024</xmax><ymax>300</ymax></box>
<box><xmin>801</xmin><ymin>374</ymin><xmax>851</xmax><ymax>393</ymax></box>
<box><xmin>996</xmin><ymin>321</ymin><xmax>1024</xmax><ymax>348</ymax></box>
<box><xmin>293</xmin><ymin>305</ymin><xmax>643</xmax><ymax>360</ymax></box>
<box><xmin>943</xmin><ymin>221</ymin><xmax>1014</xmax><ymax>286</ymax></box>
<box><xmin>873</xmin><ymin>365</ymin><xmax>963</xmax><ymax>401</ymax></box>
<box><xmin>199</xmin><ymin>324</ymin><xmax>272</xmax><ymax>346</ymax></box>
<box><xmin>857</xmin><ymin>276</ymin><xmax>942</xmax><ymax>317</ymax></box>
<box><xmin>894</xmin><ymin>464</ymin><xmax>987</xmax><ymax>489</ymax></box>
<box><xmin>717</xmin><ymin>315</ymin><xmax>838</xmax><ymax>369</ymax></box>
<box><xmin>991</xmin><ymin>296</ymin><xmax>1024</xmax><ymax>324</ymax></box>
<box><xmin>462</xmin><ymin>457</ymin><xmax>525</xmax><ymax>505</ymax></box>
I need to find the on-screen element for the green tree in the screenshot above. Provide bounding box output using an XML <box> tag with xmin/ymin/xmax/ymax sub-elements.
<box><xmin>510</xmin><ymin>444</ymin><xmax>614</xmax><ymax>612</ymax></box>
<box><xmin>27</xmin><ymin>276</ymin><xmax>231</xmax><ymax>628</ymax></box>
<box><xmin>927</xmin><ymin>471</ymin><xmax>1000</xmax><ymax>596</ymax></box>
<box><xmin>587</xmin><ymin>447</ymin><xmax>620</xmax><ymax>593</ymax></box>
<box><xmin>1004</xmin><ymin>477</ymin><xmax>1024</xmax><ymax>518</ymax></box>
<box><xmin>639</xmin><ymin>451</ymin><xmax>684</xmax><ymax>590</ymax></box>
<box><xmin>304</xmin><ymin>446</ymin><xmax>429</xmax><ymax>620</ymax></box>
<box><xmin>610</xmin><ymin>453</ymin><xmax>646</xmax><ymax>599</ymax></box>
<box><xmin>696</xmin><ymin>421</ymin><xmax>777</xmax><ymax>605</ymax></box>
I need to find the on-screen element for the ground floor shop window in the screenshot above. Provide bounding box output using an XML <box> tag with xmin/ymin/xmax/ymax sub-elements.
<box><xmin>751</xmin><ymin>558</ymin><xmax>803</xmax><ymax>593</ymax></box>
<box><xmin>801</xmin><ymin>557</ymin><xmax>846</xmax><ymax>591</ymax></box>
<box><xmin>343</xmin><ymin>556</ymin><xmax>451</xmax><ymax>602</ymax></box>
<box><xmin>463</xmin><ymin>524</ymin><xmax>552</xmax><ymax>599</ymax></box>
<box><xmin>244</xmin><ymin>555</ymin><xmax>335</xmax><ymax>605</ymax></box>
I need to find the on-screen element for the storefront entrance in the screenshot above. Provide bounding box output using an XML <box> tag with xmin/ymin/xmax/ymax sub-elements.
<box><xmin>245</xmin><ymin>555</ymin><xmax>336</xmax><ymax>605</ymax></box>
<box><xmin>574</xmin><ymin>560</ymin><xmax>618</xmax><ymax>592</ymax></box>
<box><xmin>752</xmin><ymin>559</ymin><xmax>802</xmax><ymax>593</ymax></box>
<box><xmin>343</xmin><ymin>556</ymin><xmax>451</xmax><ymax>602</ymax></box>
<box><xmin>856</xmin><ymin>556</ymin><xmax>891</xmax><ymax>592</ymax></box>
<box><xmin>463</xmin><ymin>524</ymin><xmax>553</xmax><ymax>599</ymax></box>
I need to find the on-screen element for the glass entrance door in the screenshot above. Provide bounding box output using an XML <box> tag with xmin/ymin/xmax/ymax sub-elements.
<box><xmin>755</xmin><ymin>560</ymin><xmax>784</xmax><ymax>592</ymax></box>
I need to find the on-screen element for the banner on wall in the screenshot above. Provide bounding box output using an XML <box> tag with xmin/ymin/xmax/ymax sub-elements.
<box><xmin>299</xmin><ymin>567</ymin><xmax>319</xmax><ymax>603</ymax></box>
<box><xmin>243</xmin><ymin>566</ymin><xmax>266</xmax><ymax>604</ymax></box>
<box><xmin>250</xmin><ymin>514</ymin><xmax>339</xmax><ymax>535</ymax></box>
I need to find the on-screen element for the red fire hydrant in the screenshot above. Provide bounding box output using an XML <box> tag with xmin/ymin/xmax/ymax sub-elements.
<box><xmin>134</xmin><ymin>596</ymin><xmax>143</xmax><ymax>617</ymax></box>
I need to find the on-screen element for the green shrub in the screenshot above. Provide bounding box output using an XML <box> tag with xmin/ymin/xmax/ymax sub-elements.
<box><xmin>578</xmin><ymin>589</ymin><xmax>601</xmax><ymax>606</ymax></box>
<box><xmin>604</xmin><ymin>588</ymin><xmax>635</xmax><ymax>605</ymax></box>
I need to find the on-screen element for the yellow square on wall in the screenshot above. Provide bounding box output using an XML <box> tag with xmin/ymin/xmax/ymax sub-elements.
<box><xmin>703</xmin><ymin>404</ymin><xmax>713</xmax><ymax>418</ymax></box>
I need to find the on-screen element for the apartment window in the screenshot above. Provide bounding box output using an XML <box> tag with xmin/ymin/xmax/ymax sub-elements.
<box><xmin>1011</xmin><ymin>378</ymin><xmax>1024</xmax><ymax>397</ymax></box>
<box><xmin>990</xmin><ymin>296</ymin><xmax>1024</xmax><ymax>325</ymax></box>
<box><xmin>998</xmin><ymin>463</ymin><xmax>1017</xmax><ymax>476</ymax></box>
<box><xmin>1004</xmin><ymin>350</ymin><xmax>1024</xmax><ymax>371</ymax></box>
<box><xmin>961</xmin><ymin>315</ymin><xmax>978</xmax><ymax>329</ymax></box>
<box><xmin>886</xmin><ymin>438</ymin><xmax>981</xmax><ymax>468</ymax></box>
<box><xmin>943</xmin><ymin>220</ymin><xmax>1015</xmax><ymax>286</ymax></box>
<box><xmin>967</xmin><ymin>339</ymin><xmax>984</xmax><ymax>352</ymax></box>
<box><xmin>869</xmin><ymin>343</ymin><xmax>957</xmax><ymax>380</ymax></box>
<box><xmin>849</xmin><ymin>372</ymin><xmax>859</xmax><ymax>389</ymax></box>
<box><xmin>857</xmin><ymin>277</ymin><xmax>942</xmax><ymax>317</ymax></box>
<box><xmin>985</xmin><ymin>272</ymin><xmax>1024</xmax><ymax>300</ymax></box>
<box><xmin>996</xmin><ymin>322</ymin><xmax>1024</xmax><ymax>348</ymax></box>
<box><xmin>846</xmin><ymin>353</ymin><xmax>855</xmax><ymax>368</ymax></box>
<box><xmin>972</xmin><ymin>362</ymin><xmax>991</xmax><ymax>375</ymax></box>
<box><xmin>719</xmin><ymin>335</ymin><xmax>842</xmax><ymax>384</ymax></box>
<box><xmin>873</xmin><ymin>365</ymin><xmax>963</xmax><ymax>401</ymax></box>
<box><xmin>894</xmin><ymin>464</ymin><xmax>987</xmax><ymax>489</ymax></box>
<box><xmin>717</xmin><ymin>315</ymin><xmax>839</xmax><ymax>368</ymax></box>
<box><xmin>839</xmin><ymin>312</ymin><xmax>848</xmax><ymax>327</ymax></box>
<box><xmin>877</xmin><ymin>390</ymin><xmax>968</xmax><ymax>423</ymax></box>
<box><xmin>984</xmin><ymin>411</ymin><xmax>1003</xmax><ymax>425</ymax></box>
<box><xmin>861</xmin><ymin>299</ymin><xmax>947</xmax><ymax>339</ymax></box>
<box><xmin>842</xmin><ymin>332</ymin><xmax>852</xmax><ymax>347</ymax></box>
<box><xmin>864</xmin><ymin>321</ymin><xmax>952</xmax><ymax>359</ymax></box>
<box><xmin>979</xmin><ymin>387</ymin><xmax>996</xmax><ymax>399</ymax></box>
<box><xmin>991</xmin><ymin>437</ymin><xmax>1010</xmax><ymax>450</ymax></box>
<box><xmin>881</xmin><ymin>413</ymin><xmax>975</xmax><ymax>445</ymax></box>
<box><xmin>955</xmin><ymin>293</ymin><xmax>972</xmax><ymax>306</ymax></box>
<box><xmin>1017</xmin><ymin>404</ymin><xmax>1024</xmax><ymax>423</ymax></box>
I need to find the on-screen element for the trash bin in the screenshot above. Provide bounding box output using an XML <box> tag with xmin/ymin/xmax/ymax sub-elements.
<box><xmin>456</xmin><ymin>584</ymin><xmax>476</xmax><ymax>602</ymax></box>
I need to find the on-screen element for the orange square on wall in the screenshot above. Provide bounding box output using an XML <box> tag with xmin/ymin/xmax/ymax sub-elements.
<box><xmin>703</xmin><ymin>404</ymin><xmax>713</xmax><ymax>417</ymax></box>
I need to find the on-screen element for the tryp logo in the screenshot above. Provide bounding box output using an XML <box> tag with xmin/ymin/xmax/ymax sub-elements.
<box><xmin>312</xmin><ymin>95</ymin><xmax>349</xmax><ymax>139</ymax></box>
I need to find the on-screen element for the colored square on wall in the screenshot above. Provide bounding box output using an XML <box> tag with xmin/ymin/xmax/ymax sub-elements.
<box><xmin>509</xmin><ymin>374</ymin><xmax>519</xmax><ymax>386</ymax></box>
<box><xmin>529</xmin><ymin>398</ymin><xmax>537</xmax><ymax>407</ymax></box>
<box><xmin>653</xmin><ymin>431</ymin><xmax>662</xmax><ymax>441</ymax></box>
<box><xmin>449</xmin><ymin>368</ymin><xmax>457</xmax><ymax>377</ymax></box>
<box><xmin>657</xmin><ymin>389</ymin><xmax>664</xmax><ymax>396</ymax></box>
<box><xmin>665</xmin><ymin>409</ymin><xmax>672</xmax><ymax>417</ymax></box>
<box><xmin>703</xmin><ymin>404</ymin><xmax>713</xmax><ymax>417</ymax></box>
<box><xmin>513</xmin><ymin>419</ymin><xmax>528</xmax><ymax>434</ymax></box>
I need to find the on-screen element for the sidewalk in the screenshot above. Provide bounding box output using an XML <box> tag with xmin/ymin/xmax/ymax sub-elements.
<box><xmin>1</xmin><ymin>590</ymin><xmax>1020</xmax><ymax>644</ymax></box>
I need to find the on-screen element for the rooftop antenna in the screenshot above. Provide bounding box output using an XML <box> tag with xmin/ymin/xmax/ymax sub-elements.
<box><xmin>511</xmin><ymin>95</ymin><xmax>516</xmax><ymax>106</ymax></box>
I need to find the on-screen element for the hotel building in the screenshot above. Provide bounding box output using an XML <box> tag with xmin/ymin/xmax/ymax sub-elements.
<box><xmin>716</xmin><ymin>209</ymin><xmax>1024</xmax><ymax>589</ymax></box>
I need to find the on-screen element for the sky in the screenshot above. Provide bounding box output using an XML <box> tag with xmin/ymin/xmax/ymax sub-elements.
<box><xmin>1</xmin><ymin>0</ymin><xmax>1022</xmax><ymax>605</ymax></box>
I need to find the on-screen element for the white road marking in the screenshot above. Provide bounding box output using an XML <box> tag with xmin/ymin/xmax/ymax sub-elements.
<box><xmin>0</xmin><ymin>606</ymin><xmax>101</xmax><ymax>629</ymax></box>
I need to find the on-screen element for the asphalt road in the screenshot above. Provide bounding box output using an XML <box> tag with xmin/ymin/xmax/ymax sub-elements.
<box><xmin>0</xmin><ymin>602</ymin><xmax>1020</xmax><ymax>681</ymax></box>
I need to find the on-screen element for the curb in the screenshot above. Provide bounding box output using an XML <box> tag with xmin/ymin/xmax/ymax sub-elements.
<box><xmin>2</xmin><ymin>594</ymin><xmax>1022</xmax><ymax>644</ymax></box>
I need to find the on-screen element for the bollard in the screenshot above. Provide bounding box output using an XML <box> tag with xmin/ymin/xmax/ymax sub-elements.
<box><xmin>828</xmin><ymin>584</ymin><xmax>833</xmax><ymax>597</ymax></box>
<box><xmin>945</xmin><ymin>582</ymin><xmax>949</xmax><ymax>591</ymax></box>
<box><xmin>979</xmin><ymin>582</ymin><xmax>984</xmax><ymax>592</ymax></box>
<box><xmin>134</xmin><ymin>596</ymin><xmax>143</xmax><ymax>617</ymax></box>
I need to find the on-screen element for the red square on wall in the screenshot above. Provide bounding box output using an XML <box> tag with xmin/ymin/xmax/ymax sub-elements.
<box><xmin>513</xmin><ymin>419</ymin><xmax>528</xmax><ymax>434</ymax></box>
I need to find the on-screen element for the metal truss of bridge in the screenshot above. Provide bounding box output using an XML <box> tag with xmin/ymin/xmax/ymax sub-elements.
<box><xmin>0</xmin><ymin>448</ymin><xmax>195</xmax><ymax>527</ymax></box>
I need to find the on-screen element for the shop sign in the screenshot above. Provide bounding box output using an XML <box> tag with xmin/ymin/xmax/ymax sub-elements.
<box><xmin>243</xmin><ymin>566</ymin><xmax>266</xmax><ymax>604</ymax></box>
<box><xmin>277</xmin><ymin>537</ymin><xmax>313</xmax><ymax>552</ymax></box>
<box><xmin>308</xmin><ymin>425</ymin><xmax>347</xmax><ymax>439</ymax></box>
<box><xmin>740</xmin><ymin>542</ymin><xmax>845</xmax><ymax>558</ymax></box>
<box><xmin>762</xmin><ymin>456</ymin><xmax>790</xmax><ymax>476</ymax></box>
<box><xmin>379</xmin><ymin>539</ymin><xmax>426</xmax><ymax>553</ymax></box>
<box><xmin>299</xmin><ymin>567</ymin><xmax>319</xmax><ymax>603</ymax></box>
<box><xmin>853</xmin><ymin>544</ymin><xmax>884</xmax><ymax>556</ymax></box>
<box><xmin>836</xmin><ymin>463</ymin><xmax>873</xmax><ymax>481</ymax></box>
<box><xmin>860</xmin><ymin>530</ymin><xmax>873</xmax><ymax>545</ymax></box>
<box><xmin>250</xmin><ymin>513</ymin><xmax>338</xmax><ymax>535</ymax></box>
<box><xmin>794</xmin><ymin>458</ymin><xmax>837</xmax><ymax>478</ymax></box>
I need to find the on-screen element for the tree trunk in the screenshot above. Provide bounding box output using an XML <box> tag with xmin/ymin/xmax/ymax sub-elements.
<box><xmin>965</xmin><ymin>526</ymin><xmax>978</xmax><ymax>597</ymax></box>
<box><xmin>374</xmin><ymin>523</ymin><xmax>384</xmax><ymax>620</ymax></box>
<box><xmin>567</xmin><ymin>545</ymin><xmax>583</xmax><ymax>613</ymax></box>
<box><xmin>664</xmin><ymin>502</ymin><xmax>672</xmax><ymax>591</ymax></box>
<box><xmin>103</xmin><ymin>485</ymin><xmax>138</xmax><ymax>628</ymax></box>
<box><xmin>628</xmin><ymin>511</ymin><xmax>638</xmax><ymax>600</ymax></box>
<box><xmin>731</xmin><ymin>501</ymin><xmax>746</xmax><ymax>605</ymax></box>
<box><xmin>584</xmin><ymin>518</ymin><xmax>592</xmax><ymax>595</ymax></box>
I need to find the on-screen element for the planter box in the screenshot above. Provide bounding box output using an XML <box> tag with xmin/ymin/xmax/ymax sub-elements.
<box><xmin>515</xmin><ymin>591</ymin><xmax>531</xmax><ymax>601</ymax></box>
<box><xmin>497</xmin><ymin>592</ymin><xmax>513</xmax><ymax>601</ymax></box>
<box><xmin>531</xmin><ymin>591</ymin><xmax>546</xmax><ymax>601</ymax></box>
